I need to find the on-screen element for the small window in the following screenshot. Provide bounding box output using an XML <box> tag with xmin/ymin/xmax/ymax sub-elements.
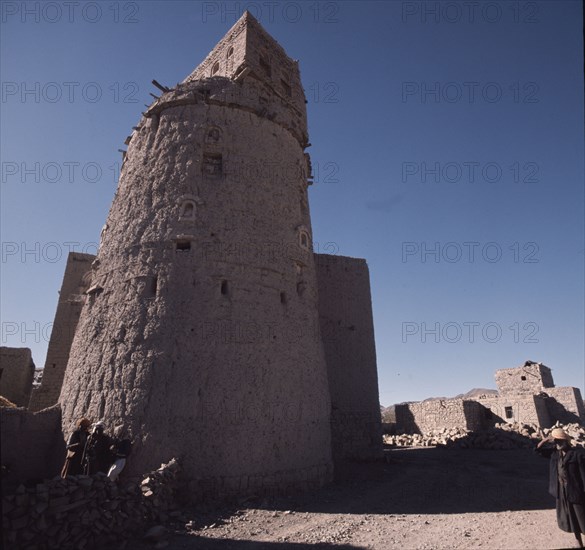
<box><xmin>280</xmin><ymin>292</ymin><xmax>287</xmax><ymax>304</ymax></box>
<box><xmin>180</xmin><ymin>201</ymin><xmax>195</xmax><ymax>219</ymax></box>
<box><xmin>221</xmin><ymin>280</ymin><xmax>228</xmax><ymax>295</ymax></box>
<box><xmin>149</xmin><ymin>276</ymin><xmax>158</xmax><ymax>297</ymax></box>
<box><xmin>299</xmin><ymin>231</ymin><xmax>310</xmax><ymax>250</ymax></box>
<box><xmin>205</xmin><ymin>127</ymin><xmax>222</xmax><ymax>144</ymax></box>
<box><xmin>504</xmin><ymin>406</ymin><xmax>513</xmax><ymax>419</ymax></box>
<box><xmin>203</xmin><ymin>153</ymin><xmax>222</xmax><ymax>177</ymax></box>
<box><xmin>176</xmin><ymin>240</ymin><xmax>191</xmax><ymax>251</ymax></box>
<box><xmin>211</xmin><ymin>61</ymin><xmax>220</xmax><ymax>76</ymax></box>
<box><xmin>521</xmin><ymin>376</ymin><xmax>526</xmax><ymax>381</ymax></box>
<box><xmin>259</xmin><ymin>56</ymin><xmax>271</xmax><ymax>77</ymax></box>
<box><xmin>227</xmin><ymin>47</ymin><xmax>234</xmax><ymax>59</ymax></box>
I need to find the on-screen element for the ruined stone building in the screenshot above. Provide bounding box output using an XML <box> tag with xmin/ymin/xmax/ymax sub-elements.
<box><xmin>24</xmin><ymin>12</ymin><xmax>382</xmax><ymax>498</ymax></box>
<box><xmin>395</xmin><ymin>361</ymin><xmax>585</xmax><ymax>434</ymax></box>
<box><xmin>0</xmin><ymin>347</ymin><xmax>35</xmax><ymax>407</ymax></box>
<box><xmin>28</xmin><ymin>253</ymin><xmax>94</xmax><ymax>411</ymax></box>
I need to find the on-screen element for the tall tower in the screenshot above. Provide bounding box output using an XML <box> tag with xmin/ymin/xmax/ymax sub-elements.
<box><xmin>59</xmin><ymin>12</ymin><xmax>333</xmax><ymax>497</ymax></box>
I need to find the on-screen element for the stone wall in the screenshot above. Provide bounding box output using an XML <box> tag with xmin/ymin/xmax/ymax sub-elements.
<box><xmin>478</xmin><ymin>394</ymin><xmax>550</xmax><ymax>427</ymax></box>
<box><xmin>395</xmin><ymin>399</ymin><xmax>485</xmax><ymax>434</ymax></box>
<box><xmin>2</xmin><ymin>458</ymin><xmax>180</xmax><ymax>550</ymax></box>
<box><xmin>495</xmin><ymin>362</ymin><xmax>554</xmax><ymax>396</ymax></box>
<box><xmin>546</xmin><ymin>386</ymin><xmax>585</xmax><ymax>423</ymax></box>
<box><xmin>29</xmin><ymin>252</ymin><xmax>95</xmax><ymax>412</ymax></box>
<box><xmin>1</xmin><ymin>405</ymin><xmax>64</xmax><ymax>492</ymax></box>
<box><xmin>0</xmin><ymin>347</ymin><xmax>35</xmax><ymax>407</ymax></box>
<box><xmin>315</xmin><ymin>254</ymin><xmax>382</xmax><ymax>462</ymax></box>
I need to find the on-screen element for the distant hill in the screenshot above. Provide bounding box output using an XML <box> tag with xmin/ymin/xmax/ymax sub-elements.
<box><xmin>456</xmin><ymin>388</ymin><xmax>498</xmax><ymax>399</ymax></box>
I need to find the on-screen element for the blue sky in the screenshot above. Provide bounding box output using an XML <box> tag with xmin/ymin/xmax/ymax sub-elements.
<box><xmin>1</xmin><ymin>0</ymin><xmax>583</xmax><ymax>406</ymax></box>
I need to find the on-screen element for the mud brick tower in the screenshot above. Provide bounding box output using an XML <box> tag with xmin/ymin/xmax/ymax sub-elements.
<box><xmin>59</xmin><ymin>12</ymin><xmax>342</xmax><ymax>497</ymax></box>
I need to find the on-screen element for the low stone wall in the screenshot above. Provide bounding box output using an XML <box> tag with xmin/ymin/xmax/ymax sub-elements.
<box><xmin>384</xmin><ymin>422</ymin><xmax>585</xmax><ymax>450</ymax></box>
<box><xmin>2</xmin><ymin>458</ymin><xmax>180</xmax><ymax>550</ymax></box>
<box><xmin>0</xmin><ymin>347</ymin><xmax>35</xmax><ymax>407</ymax></box>
<box><xmin>1</xmin><ymin>405</ymin><xmax>64</xmax><ymax>492</ymax></box>
<box><xmin>395</xmin><ymin>398</ymin><xmax>485</xmax><ymax>434</ymax></box>
<box><xmin>546</xmin><ymin>387</ymin><xmax>585</xmax><ymax>423</ymax></box>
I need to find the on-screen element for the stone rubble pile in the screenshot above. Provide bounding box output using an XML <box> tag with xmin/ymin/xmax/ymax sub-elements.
<box><xmin>384</xmin><ymin>422</ymin><xmax>585</xmax><ymax>450</ymax></box>
<box><xmin>2</xmin><ymin>458</ymin><xmax>180</xmax><ymax>550</ymax></box>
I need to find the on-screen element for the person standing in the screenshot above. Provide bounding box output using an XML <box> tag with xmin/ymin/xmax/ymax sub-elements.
<box><xmin>61</xmin><ymin>417</ymin><xmax>92</xmax><ymax>477</ymax></box>
<box><xmin>107</xmin><ymin>426</ymin><xmax>132</xmax><ymax>482</ymax></box>
<box><xmin>536</xmin><ymin>427</ymin><xmax>585</xmax><ymax>548</ymax></box>
<box><xmin>83</xmin><ymin>421</ymin><xmax>114</xmax><ymax>475</ymax></box>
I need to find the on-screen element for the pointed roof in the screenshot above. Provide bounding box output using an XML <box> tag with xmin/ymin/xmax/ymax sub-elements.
<box><xmin>183</xmin><ymin>11</ymin><xmax>300</xmax><ymax>86</ymax></box>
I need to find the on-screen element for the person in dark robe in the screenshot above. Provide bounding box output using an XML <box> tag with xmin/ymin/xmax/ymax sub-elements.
<box><xmin>107</xmin><ymin>425</ymin><xmax>132</xmax><ymax>482</ymax></box>
<box><xmin>83</xmin><ymin>421</ymin><xmax>114</xmax><ymax>475</ymax></box>
<box><xmin>536</xmin><ymin>427</ymin><xmax>585</xmax><ymax>548</ymax></box>
<box><xmin>61</xmin><ymin>417</ymin><xmax>92</xmax><ymax>477</ymax></box>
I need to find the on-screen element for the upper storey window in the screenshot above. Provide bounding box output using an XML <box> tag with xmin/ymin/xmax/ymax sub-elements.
<box><xmin>203</xmin><ymin>153</ymin><xmax>222</xmax><ymax>177</ymax></box>
<box><xmin>227</xmin><ymin>46</ymin><xmax>234</xmax><ymax>59</ymax></box>
<box><xmin>211</xmin><ymin>61</ymin><xmax>220</xmax><ymax>76</ymax></box>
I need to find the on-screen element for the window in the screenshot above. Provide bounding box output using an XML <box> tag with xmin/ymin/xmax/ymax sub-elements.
<box><xmin>180</xmin><ymin>201</ymin><xmax>195</xmax><ymax>219</ymax></box>
<box><xmin>203</xmin><ymin>153</ymin><xmax>222</xmax><ymax>177</ymax></box>
<box><xmin>211</xmin><ymin>61</ymin><xmax>220</xmax><ymax>76</ymax></box>
<box><xmin>176</xmin><ymin>240</ymin><xmax>191</xmax><ymax>251</ymax></box>
<box><xmin>221</xmin><ymin>280</ymin><xmax>228</xmax><ymax>295</ymax></box>
<box><xmin>504</xmin><ymin>406</ymin><xmax>513</xmax><ymax>419</ymax></box>
<box><xmin>205</xmin><ymin>126</ymin><xmax>222</xmax><ymax>144</ymax></box>
<box><xmin>299</xmin><ymin>232</ymin><xmax>310</xmax><ymax>250</ymax></box>
<box><xmin>149</xmin><ymin>276</ymin><xmax>158</xmax><ymax>297</ymax></box>
<box><xmin>280</xmin><ymin>292</ymin><xmax>287</xmax><ymax>304</ymax></box>
<box><xmin>521</xmin><ymin>376</ymin><xmax>527</xmax><ymax>381</ymax></box>
<box><xmin>227</xmin><ymin>47</ymin><xmax>234</xmax><ymax>59</ymax></box>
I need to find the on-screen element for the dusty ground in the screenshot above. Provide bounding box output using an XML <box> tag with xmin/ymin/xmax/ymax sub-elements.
<box><xmin>130</xmin><ymin>447</ymin><xmax>581</xmax><ymax>550</ymax></box>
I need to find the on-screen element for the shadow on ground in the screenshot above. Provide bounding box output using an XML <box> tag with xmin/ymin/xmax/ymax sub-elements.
<box><xmin>127</xmin><ymin>447</ymin><xmax>556</xmax><ymax>549</ymax></box>
<box><xmin>236</xmin><ymin>447</ymin><xmax>554</xmax><ymax>517</ymax></box>
<box><xmin>318</xmin><ymin>446</ymin><xmax>554</xmax><ymax>515</ymax></box>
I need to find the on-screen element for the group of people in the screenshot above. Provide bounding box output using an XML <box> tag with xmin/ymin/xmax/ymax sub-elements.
<box><xmin>59</xmin><ymin>419</ymin><xmax>585</xmax><ymax>545</ymax></box>
<box><xmin>61</xmin><ymin>418</ymin><xmax>132</xmax><ymax>482</ymax></box>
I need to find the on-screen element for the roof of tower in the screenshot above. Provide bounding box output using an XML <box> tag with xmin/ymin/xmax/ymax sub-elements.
<box><xmin>182</xmin><ymin>11</ymin><xmax>302</xmax><ymax>90</ymax></box>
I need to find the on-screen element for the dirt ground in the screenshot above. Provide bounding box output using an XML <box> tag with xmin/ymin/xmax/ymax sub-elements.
<box><xmin>130</xmin><ymin>447</ymin><xmax>582</xmax><ymax>550</ymax></box>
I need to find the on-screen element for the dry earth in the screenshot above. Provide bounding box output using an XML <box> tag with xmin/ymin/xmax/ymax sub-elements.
<box><xmin>129</xmin><ymin>447</ymin><xmax>581</xmax><ymax>550</ymax></box>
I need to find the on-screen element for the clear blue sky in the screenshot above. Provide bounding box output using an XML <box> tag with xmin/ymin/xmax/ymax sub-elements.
<box><xmin>1</xmin><ymin>0</ymin><xmax>583</xmax><ymax>406</ymax></box>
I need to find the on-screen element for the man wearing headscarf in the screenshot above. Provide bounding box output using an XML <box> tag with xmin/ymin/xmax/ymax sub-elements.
<box><xmin>61</xmin><ymin>417</ymin><xmax>91</xmax><ymax>477</ymax></box>
<box><xmin>83</xmin><ymin>421</ymin><xmax>114</xmax><ymax>475</ymax></box>
<box><xmin>536</xmin><ymin>427</ymin><xmax>585</xmax><ymax>548</ymax></box>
